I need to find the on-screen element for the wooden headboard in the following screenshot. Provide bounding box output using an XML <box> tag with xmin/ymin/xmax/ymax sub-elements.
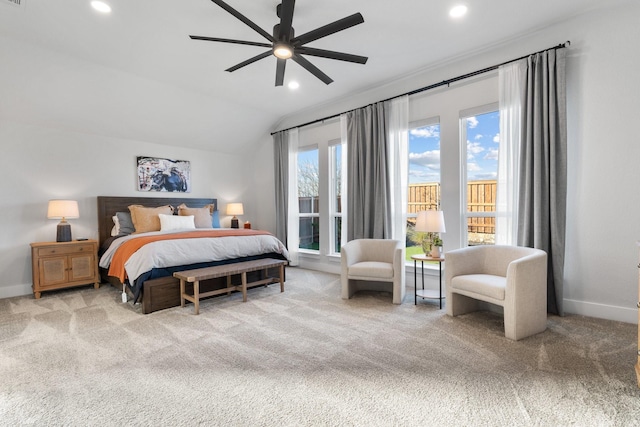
<box><xmin>97</xmin><ymin>196</ymin><xmax>217</xmax><ymax>246</ymax></box>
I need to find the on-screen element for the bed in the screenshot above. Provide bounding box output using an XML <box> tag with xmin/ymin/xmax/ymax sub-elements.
<box><xmin>97</xmin><ymin>196</ymin><xmax>289</xmax><ymax>314</ymax></box>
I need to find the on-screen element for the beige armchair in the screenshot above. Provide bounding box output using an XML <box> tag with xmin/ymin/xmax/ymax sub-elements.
<box><xmin>341</xmin><ymin>239</ymin><xmax>406</xmax><ymax>304</ymax></box>
<box><xmin>445</xmin><ymin>245</ymin><xmax>547</xmax><ymax>340</ymax></box>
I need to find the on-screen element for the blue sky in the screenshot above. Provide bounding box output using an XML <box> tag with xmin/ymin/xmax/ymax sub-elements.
<box><xmin>298</xmin><ymin>147</ymin><xmax>318</xmax><ymax>168</ymax></box>
<box><xmin>408</xmin><ymin>111</ymin><xmax>500</xmax><ymax>183</ymax></box>
<box><xmin>297</xmin><ymin>110</ymin><xmax>500</xmax><ymax>185</ymax></box>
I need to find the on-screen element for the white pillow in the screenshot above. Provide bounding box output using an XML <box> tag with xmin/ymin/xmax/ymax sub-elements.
<box><xmin>111</xmin><ymin>215</ymin><xmax>120</xmax><ymax>237</ymax></box>
<box><xmin>159</xmin><ymin>214</ymin><xmax>196</xmax><ymax>231</ymax></box>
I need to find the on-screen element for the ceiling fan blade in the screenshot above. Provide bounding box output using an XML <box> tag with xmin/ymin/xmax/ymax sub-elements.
<box><xmin>296</xmin><ymin>47</ymin><xmax>368</xmax><ymax>64</ymax></box>
<box><xmin>225</xmin><ymin>51</ymin><xmax>272</xmax><ymax>72</ymax></box>
<box><xmin>210</xmin><ymin>0</ymin><xmax>275</xmax><ymax>43</ymax></box>
<box><xmin>190</xmin><ymin>35</ymin><xmax>272</xmax><ymax>48</ymax></box>
<box><xmin>291</xmin><ymin>54</ymin><xmax>333</xmax><ymax>85</ymax></box>
<box><xmin>292</xmin><ymin>13</ymin><xmax>364</xmax><ymax>46</ymax></box>
<box><xmin>278</xmin><ymin>0</ymin><xmax>295</xmax><ymax>41</ymax></box>
<box><xmin>275</xmin><ymin>58</ymin><xmax>286</xmax><ymax>86</ymax></box>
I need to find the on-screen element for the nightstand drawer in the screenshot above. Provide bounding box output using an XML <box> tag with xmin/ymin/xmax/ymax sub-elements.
<box><xmin>37</xmin><ymin>244</ymin><xmax>94</xmax><ymax>257</ymax></box>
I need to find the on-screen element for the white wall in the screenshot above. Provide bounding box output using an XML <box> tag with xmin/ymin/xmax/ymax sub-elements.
<box><xmin>252</xmin><ymin>3</ymin><xmax>640</xmax><ymax>323</ymax></box>
<box><xmin>0</xmin><ymin>121</ymin><xmax>249</xmax><ymax>298</ymax></box>
<box><xmin>561</xmin><ymin>4</ymin><xmax>640</xmax><ymax>323</ymax></box>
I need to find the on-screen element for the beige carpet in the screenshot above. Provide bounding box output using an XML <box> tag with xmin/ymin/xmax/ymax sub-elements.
<box><xmin>1</xmin><ymin>268</ymin><xmax>639</xmax><ymax>426</ymax></box>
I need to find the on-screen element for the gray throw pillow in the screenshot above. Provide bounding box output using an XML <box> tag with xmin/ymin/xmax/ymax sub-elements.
<box><xmin>115</xmin><ymin>211</ymin><xmax>135</xmax><ymax>236</ymax></box>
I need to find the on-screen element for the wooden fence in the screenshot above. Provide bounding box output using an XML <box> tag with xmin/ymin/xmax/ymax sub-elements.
<box><xmin>465</xmin><ymin>180</ymin><xmax>496</xmax><ymax>235</ymax></box>
<box><xmin>299</xmin><ymin>180</ymin><xmax>497</xmax><ymax>245</ymax></box>
<box><xmin>408</xmin><ymin>181</ymin><xmax>496</xmax><ymax>236</ymax></box>
<box><xmin>408</xmin><ymin>183</ymin><xmax>440</xmax><ymax>213</ymax></box>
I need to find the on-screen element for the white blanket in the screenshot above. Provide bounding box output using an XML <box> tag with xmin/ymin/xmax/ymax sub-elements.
<box><xmin>99</xmin><ymin>228</ymin><xmax>289</xmax><ymax>283</ymax></box>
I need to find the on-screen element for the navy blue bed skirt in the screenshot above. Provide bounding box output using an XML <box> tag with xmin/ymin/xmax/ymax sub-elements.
<box><xmin>130</xmin><ymin>253</ymin><xmax>288</xmax><ymax>303</ymax></box>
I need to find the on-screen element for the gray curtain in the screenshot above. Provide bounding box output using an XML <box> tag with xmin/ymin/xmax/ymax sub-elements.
<box><xmin>273</xmin><ymin>131</ymin><xmax>288</xmax><ymax>246</ymax></box>
<box><xmin>517</xmin><ymin>48</ymin><xmax>567</xmax><ymax>315</ymax></box>
<box><xmin>344</xmin><ymin>102</ymin><xmax>391</xmax><ymax>240</ymax></box>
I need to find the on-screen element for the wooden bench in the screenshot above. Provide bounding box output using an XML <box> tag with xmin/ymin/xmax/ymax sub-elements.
<box><xmin>173</xmin><ymin>258</ymin><xmax>287</xmax><ymax>314</ymax></box>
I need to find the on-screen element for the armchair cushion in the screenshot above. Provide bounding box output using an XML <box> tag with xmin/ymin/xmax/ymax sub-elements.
<box><xmin>451</xmin><ymin>274</ymin><xmax>506</xmax><ymax>301</ymax></box>
<box><xmin>348</xmin><ymin>261</ymin><xmax>394</xmax><ymax>280</ymax></box>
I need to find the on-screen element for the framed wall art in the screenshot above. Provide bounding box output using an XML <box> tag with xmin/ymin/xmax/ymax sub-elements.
<box><xmin>137</xmin><ymin>156</ymin><xmax>191</xmax><ymax>193</ymax></box>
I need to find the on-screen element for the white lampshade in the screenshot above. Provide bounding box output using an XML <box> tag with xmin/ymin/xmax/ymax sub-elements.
<box><xmin>226</xmin><ymin>203</ymin><xmax>244</xmax><ymax>216</ymax></box>
<box><xmin>47</xmin><ymin>200</ymin><xmax>79</xmax><ymax>220</ymax></box>
<box><xmin>415</xmin><ymin>210</ymin><xmax>446</xmax><ymax>233</ymax></box>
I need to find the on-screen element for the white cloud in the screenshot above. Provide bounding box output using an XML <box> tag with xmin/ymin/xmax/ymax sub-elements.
<box><xmin>409</xmin><ymin>150</ymin><xmax>440</xmax><ymax>168</ymax></box>
<box><xmin>473</xmin><ymin>172</ymin><xmax>498</xmax><ymax>180</ymax></box>
<box><xmin>467</xmin><ymin>141</ymin><xmax>484</xmax><ymax>156</ymax></box>
<box><xmin>410</xmin><ymin>127</ymin><xmax>440</xmax><ymax>138</ymax></box>
<box><xmin>484</xmin><ymin>148</ymin><xmax>499</xmax><ymax>161</ymax></box>
<box><xmin>467</xmin><ymin>163</ymin><xmax>482</xmax><ymax>172</ymax></box>
<box><xmin>467</xmin><ymin>116</ymin><xmax>479</xmax><ymax>128</ymax></box>
<box><xmin>409</xmin><ymin>170</ymin><xmax>440</xmax><ymax>183</ymax></box>
<box><xmin>475</xmin><ymin>134</ymin><xmax>483</xmax><ymax>140</ymax></box>
<box><xmin>493</xmin><ymin>133</ymin><xmax>500</xmax><ymax>143</ymax></box>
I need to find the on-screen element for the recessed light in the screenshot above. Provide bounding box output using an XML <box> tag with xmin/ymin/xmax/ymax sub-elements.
<box><xmin>449</xmin><ymin>4</ymin><xmax>467</xmax><ymax>18</ymax></box>
<box><xmin>91</xmin><ymin>1</ymin><xmax>111</xmax><ymax>14</ymax></box>
<box><xmin>288</xmin><ymin>81</ymin><xmax>300</xmax><ymax>90</ymax></box>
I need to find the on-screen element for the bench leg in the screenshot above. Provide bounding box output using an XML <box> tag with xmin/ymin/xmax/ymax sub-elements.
<box><xmin>180</xmin><ymin>279</ymin><xmax>185</xmax><ymax>308</ymax></box>
<box><xmin>194</xmin><ymin>280</ymin><xmax>200</xmax><ymax>315</ymax></box>
<box><xmin>241</xmin><ymin>272</ymin><xmax>247</xmax><ymax>302</ymax></box>
<box><xmin>226</xmin><ymin>275</ymin><xmax>232</xmax><ymax>295</ymax></box>
<box><xmin>279</xmin><ymin>264</ymin><xmax>284</xmax><ymax>292</ymax></box>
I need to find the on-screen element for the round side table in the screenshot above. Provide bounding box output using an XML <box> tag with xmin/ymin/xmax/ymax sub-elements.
<box><xmin>411</xmin><ymin>254</ymin><xmax>444</xmax><ymax>308</ymax></box>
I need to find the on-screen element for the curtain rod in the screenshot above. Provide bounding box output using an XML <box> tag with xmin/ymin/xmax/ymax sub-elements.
<box><xmin>271</xmin><ymin>41</ymin><xmax>570</xmax><ymax>135</ymax></box>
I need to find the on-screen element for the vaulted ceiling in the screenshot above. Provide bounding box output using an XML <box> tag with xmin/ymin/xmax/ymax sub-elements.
<box><xmin>0</xmin><ymin>0</ymin><xmax>621</xmax><ymax>155</ymax></box>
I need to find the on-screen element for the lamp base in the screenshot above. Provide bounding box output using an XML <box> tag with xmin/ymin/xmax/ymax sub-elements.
<box><xmin>56</xmin><ymin>222</ymin><xmax>72</xmax><ymax>242</ymax></box>
<box><xmin>231</xmin><ymin>217</ymin><xmax>239</xmax><ymax>229</ymax></box>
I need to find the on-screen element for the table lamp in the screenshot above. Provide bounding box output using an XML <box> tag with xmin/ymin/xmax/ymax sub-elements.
<box><xmin>415</xmin><ymin>210</ymin><xmax>446</xmax><ymax>258</ymax></box>
<box><xmin>47</xmin><ymin>200</ymin><xmax>79</xmax><ymax>242</ymax></box>
<box><xmin>226</xmin><ymin>202</ymin><xmax>244</xmax><ymax>228</ymax></box>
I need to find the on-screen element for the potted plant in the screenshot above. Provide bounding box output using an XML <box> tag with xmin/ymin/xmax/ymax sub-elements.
<box><xmin>430</xmin><ymin>235</ymin><xmax>443</xmax><ymax>258</ymax></box>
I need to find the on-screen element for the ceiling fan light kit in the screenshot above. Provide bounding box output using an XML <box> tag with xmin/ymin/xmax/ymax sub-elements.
<box><xmin>273</xmin><ymin>43</ymin><xmax>293</xmax><ymax>59</ymax></box>
<box><xmin>190</xmin><ymin>0</ymin><xmax>368</xmax><ymax>86</ymax></box>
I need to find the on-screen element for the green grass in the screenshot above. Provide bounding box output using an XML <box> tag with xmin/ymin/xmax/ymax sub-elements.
<box><xmin>302</xmin><ymin>243</ymin><xmax>433</xmax><ymax>262</ymax></box>
<box><xmin>300</xmin><ymin>243</ymin><xmax>320</xmax><ymax>250</ymax></box>
<box><xmin>405</xmin><ymin>245</ymin><xmax>442</xmax><ymax>264</ymax></box>
<box><xmin>405</xmin><ymin>245</ymin><xmax>423</xmax><ymax>260</ymax></box>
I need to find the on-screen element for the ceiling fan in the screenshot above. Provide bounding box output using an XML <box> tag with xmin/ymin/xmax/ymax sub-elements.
<box><xmin>190</xmin><ymin>0</ymin><xmax>368</xmax><ymax>86</ymax></box>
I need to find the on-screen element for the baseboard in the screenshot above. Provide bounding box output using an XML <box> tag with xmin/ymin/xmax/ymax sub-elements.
<box><xmin>298</xmin><ymin>258</ymin><xmax>442</xmax><ymax>288</ymax></box>
<box><xmin>563</xmin><ymin>298</ymin><xmax>637</xmax><ymax>324</ymax></box>
<box><xmin>0</xmin><ymin>283</ymin><xmax>33</xmax><ymax>299</ymax></box>
<box><xmin>298</xmin><ymin>258</ymin><xmax>341</xmax><ymax>275</ymax></box>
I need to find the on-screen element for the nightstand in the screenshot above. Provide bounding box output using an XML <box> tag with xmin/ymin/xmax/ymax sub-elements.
<box><xmin>30</xmin><ymin>240</ymin><xmax>100</xmax><ymax>298</ymax></box>
<box><xmin>411</xmin><ymin>254</ymin><xmax>444</xmax><ymax>309</ymax></box>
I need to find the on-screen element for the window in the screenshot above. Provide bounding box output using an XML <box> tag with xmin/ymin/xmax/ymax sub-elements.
<box><xmin>329</xmin><ymin>142</ymin><xmax>342</xmax><ymax>254</ymax></box>
<box><xmin>461</xmin><ymin>108</ymin><xmax>499</xmax><ymax>246</ymax></box>
<box><xmin>295</xmin><ymin>133</ymin><xmax>343</xmax><ymax>257</ymax></box>
<box><xmin>297</xmin><ymin>147</ymin><xmax>319</xmax><ymax>251</ymax></box>
<box><xmin>406</xmin><ymin>119</ymin><xmax>441</xmax><ymax>259</ymax></box>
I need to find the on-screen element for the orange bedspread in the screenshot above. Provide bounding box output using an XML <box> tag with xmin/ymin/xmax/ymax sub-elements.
<box><xmin>108</xmin><ymin>229</ymin><xmax>272</xmax><ymax>283</ymax></box>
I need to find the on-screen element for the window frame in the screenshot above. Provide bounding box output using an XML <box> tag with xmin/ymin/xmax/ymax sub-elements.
<box><xmin>297</xmin><ymin>145</ymin><xmax>320</xmax><ymax>253</ymax></box>
<box><xmin>328</xmin><ymin>139</ymin><xmax>343</xmax><ymax>255</ymax></box>
<box><xmin>407</xmin><ymin>116</ymin><xmax>441</xmax><ymax>223</ymax></box>
<box><xmin>405</xmin><ymin>117</ymin><xmax>441</xmax><ymax>263</ymax></box>
<box><xmin>460</xmin><ymin>102</ymin><xmax>499</xmax><ymax>247</ymax></box>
